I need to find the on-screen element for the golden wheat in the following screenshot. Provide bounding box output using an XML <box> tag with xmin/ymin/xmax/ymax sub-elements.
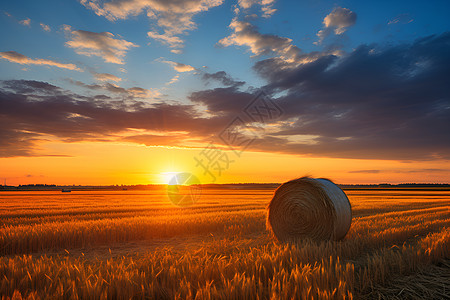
<box><xmin>0</xmin><ymin>188</ymin><xmax>449</xmax><ymax>299</ymax></box>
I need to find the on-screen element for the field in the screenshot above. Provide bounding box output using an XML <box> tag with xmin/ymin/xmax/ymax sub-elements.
<box><xmin>0</xmin><ymin>188</ymin><xmax>449</xmax><ymax>299</ymax></box>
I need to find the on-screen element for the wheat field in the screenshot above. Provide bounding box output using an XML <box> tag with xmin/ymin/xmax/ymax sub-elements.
<box><xmin>0</xmin><ymin>188</ymin><xmax>449</xmax><ymax>299</ymax></box>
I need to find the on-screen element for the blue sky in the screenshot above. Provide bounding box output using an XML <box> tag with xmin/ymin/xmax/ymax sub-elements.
<box><xmin>0</xmin><ymin>0</ymin><xmax>449</xmax><ymax>184</ymax></box>
<box><xmin>2</xmin><ymin>0</ymin><xmax>449</xmax><ymax>100</ymax></box>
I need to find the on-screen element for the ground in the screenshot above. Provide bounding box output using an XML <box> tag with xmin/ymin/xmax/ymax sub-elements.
<box><xmin>0</xmin><ymin>188</ymin><xmax>449</xmax><ymax>299</ymax></box>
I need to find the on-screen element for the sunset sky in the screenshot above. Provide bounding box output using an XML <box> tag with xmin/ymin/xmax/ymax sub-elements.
<box><xmin>1</xmin><ymin>0</ymin><xmax>449</xmax><ymax>185</ymax></box>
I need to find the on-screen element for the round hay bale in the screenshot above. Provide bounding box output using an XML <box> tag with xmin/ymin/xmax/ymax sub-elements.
<box><xmin>267</xmin><ymin>177</ymin><xmax>351</xmax><ymax>242</ymax></box>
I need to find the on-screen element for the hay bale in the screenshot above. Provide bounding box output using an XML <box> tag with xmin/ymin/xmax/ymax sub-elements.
<box><xmin>267</xmin><ymin>177</ymin><xmax>351</xmax><ymax>242</ymax></box>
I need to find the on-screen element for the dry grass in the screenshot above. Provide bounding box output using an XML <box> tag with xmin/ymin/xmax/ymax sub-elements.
<box><xmin>363</xmin><ymin>259</ymin><xmax>450</xmax><ymax>299</ymax></box>
<box><xmin>0</xmin><ymin>188</ymin><xmax>449</xmax><ymax>299</ymax></box>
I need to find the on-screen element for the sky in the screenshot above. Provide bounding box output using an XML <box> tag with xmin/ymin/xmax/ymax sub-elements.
<box><xmin>0</xmin><ymin>0</ymin><xmax>449</xmax><ymax>185</ymax></box>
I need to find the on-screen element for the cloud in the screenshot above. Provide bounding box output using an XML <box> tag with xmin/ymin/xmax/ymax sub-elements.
<box><xmin>190</xmin><ymin>85</ymin><xmax>254</xmax><ymax>117</ymax></box>
<box><xmin>81</xmin><ymin>0</ymin><xmax>224</xmax><ymax>51</ymax></box>
<box><xmin>237</xmin><ymin>0</ymin><xmax>276</xmax><ymax>18</ymax></box>
<box><xmin>348</xmin><ymin>170</ymin><xmax>380</xmax><ymax>174</ymax></box>
<box><xmin>121</xmin><ymin>133</ymin><xmax>190</xmax><ymax>147</ymax></box>
<box><xmin>218</xmin><ymin>20</ymin><xmax>301</xmax><ymax>62</ymax></box>
<box><xmin>349</xmin><ymin>168</ymin><xmax>447</xmax><ymax>174</ymax></box>
<box><xmin>251</xmin><ymin>32</ymin><xmax>450</xmax><ymax>160</ymax></box>
<box><xmin>68</xmin><ymin>79</ymin><xmax>159</xmax><ymax>98</ymax></box>
<box><xmin>147</xmin><ymin>31</ymin><xmax>184</xmax><ymax>49</ymax></box>
<box><xmin>40</xmin><ymin>23</ymin><xmax>51</xmax><ymax>32</ymax></box>
<box><xmin>92</xmin><ymin>72</ymin><xmax>122</xmax><ymax>82</ymax></box>
<box><xmin>64</xmin><ymin>25</ymin><xmax>138</xmax><ymax>64</ymax></box>
<box><xmin>323</xmin><ymin>7</ymin><xmax>357</xmax><ymax>34</ymax></box>
<box><xmin>0</xmin><ymin>126</ymin><xmax>39</xmax><ymax>157</ymax></box>
<box><xmin>388</xmin><ymin>13</ymin><xmax>414</xmax><ymax>25</ymax></box>
<box><xmin>201</xmin><ymin>71</ymin><xmax>245</xmax><ymax>87</ymax></box>
<box><xmin>0</xmin><ymin>79</ymin><xmax>228</xmax><ymax>157</ymax></box>
<box><xmin>195</xmin><ymin>33</ymin><xmax>450</xmax><ymax>160</ymax></box>
<box><xmin>166</xmin><ymin>74</ymin><xmax>179</xmax><ymax>85</ymax></box>
<box><xmin>316</xmin><ymin>7</ymin><xmax>357</xmax><ymax>44</ymax></box>
<box><xmin>218</xmin><ymin>19</ymin><xmax>337</xmax><ymax>66</ymax></box>
<box><xmin>19</xmin><ymin>18</ymin><xmax>31</xmax><ymax>26</ymax></box>
<box><xmin>159</xmin><ymin>59</ymin><xmax>195</xmax><ymax>72</ymax></box>
<box><xmin>398</xmin><ymin>168</ymin><xmax>449</xmax><ymax>173</ymax></box>
<box><xmin>1</xmin><ymin>33</ymin><xmax>449</xmax><ymax>161</ymax></box>
<box><xmin>0</xmin><ymin>51</ymin><xmax>81</xmax><ymax>71</ymax></box>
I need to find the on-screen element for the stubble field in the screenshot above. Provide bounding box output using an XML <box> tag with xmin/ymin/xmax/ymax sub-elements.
<box><xmin>0</xmin><ymin>187</ymin><xmax>449</xmax><ymax>299</ymax></box>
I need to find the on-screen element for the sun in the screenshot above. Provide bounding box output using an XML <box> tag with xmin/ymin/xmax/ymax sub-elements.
<box><xmin>160</xmin><ymin>172</ymin><xmax>183</xmax><ymax>185</ymax></box>
<box><xmin>165</xmin><ymin>172</ymin><xmax>203</xmax><ymax>206</ymax></box>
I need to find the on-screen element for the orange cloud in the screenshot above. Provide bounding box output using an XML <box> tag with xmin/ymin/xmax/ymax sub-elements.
<box><xmin>0</xmin><ymin>51</ymin><xmax>81</xmax><ymax>71</ymax></box>
<box><xmin>40</xmin><ymin>23</ymin><xmax>51</xmax><ymax>32</ymax></box>
<box><xmin>166</xmin><ymin>74</ymin><xmax>180</xmax><ymax>85</ymax></box>
<box><xmin>159</xmin><ymin>59</ymin><xmax>195</xmax><ymax>72</ymax></box>
<box><xmin>92</xmin><ymin>72</ymin><xmax>122</xmax><ymax>82</ymax></box>
<box><xmin>19</xmin><ymin>18</ymin><xmax>31</xmax><ymax>26</ymax></box>
<box><xmin>64</xmin><ymin>25</ymin><xmax>138</xmax><ymax>64</ymax></box>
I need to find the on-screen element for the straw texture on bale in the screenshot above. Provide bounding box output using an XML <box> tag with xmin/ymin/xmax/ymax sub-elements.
<box><xmin>267</xmin><ymin>177</ymin><xmax>352</xmax><ymax>242</ymax></box>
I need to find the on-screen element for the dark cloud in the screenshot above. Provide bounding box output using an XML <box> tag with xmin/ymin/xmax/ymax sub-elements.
<box><xmin>191</xmin><ymin>33</ymin><xmax>450</xmax><ymax>160</ymax></box>
<box><xmin>250</xmin><ymin>32</ymin><xmax>450</xmax><ymax>160</ymax></box>
<box><xmin>189</xmin><ymin>86</ymin><xmax>254</xmax><ymax>117</ymax></box>
<box><xmin>0</xmin><ymin>126</ymin><xmax>39</xmax><ymax>157</ymax></box>
<box><xmin>66</xmin><ymin>79</ymin><xmax>160</xmax><ymax>99</ymax></box>
<box><xmin>201</xmin><ymin>71</ymin><xmax>245</xmax><ymax>87</ymax></box>
<box><xmin>2</xmin><ymin>80</ymin><xmax>63</xmax><ymax>94</ymax></box>
<box><xmin>0</xmin><ymin>80</ymin><xmax>228</xmax><ymax>157</ymax></box>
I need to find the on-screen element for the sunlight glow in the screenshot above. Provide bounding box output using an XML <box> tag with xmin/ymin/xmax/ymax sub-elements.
<box><xmin>160</xmin><ymin>172</ymin><xmax>183</xmax><ymax>185</ymax></box>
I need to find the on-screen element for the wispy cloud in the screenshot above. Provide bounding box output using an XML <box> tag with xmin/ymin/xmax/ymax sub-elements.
<box><xmin>19</xmin><ymin>17</ymin><xmax>31</xmax><ymax>26</ymax></box>
<box><xmin>0</xmin><ymin>51</ymin><xmax>81</xmax><ymax>71</ymax></box>
<box><xmin>64</xmin><ymin>25</ymin><xmax>138</xmax><ymax>64</ymax></box>
<box><xmin>92</xmin><ymin>72</ymin><xmax>122</xmax><ymax>82</ymax></box>
<box><xmin>166</xmin><ymin>74</ymin><xmax>179</xmax><ymax>85</ymax></box>
<box><xmin>201</xmin><ymin>71</ymin><xmax>245</xmax><ymax>87</ymax></box>
<box><xmin>159</xmin><ymin>59</ymin><xmax>195</xmax><ymax>72</ymax></box>
<box><xmin>388</xmin><ymin>13</ymin><xmax>414</xmax><ymax>25</ymax></box>
<box><xmin>348</xmin><ymin>170</ymin><xmax>380</xmax><ymax>174</ymax></box>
